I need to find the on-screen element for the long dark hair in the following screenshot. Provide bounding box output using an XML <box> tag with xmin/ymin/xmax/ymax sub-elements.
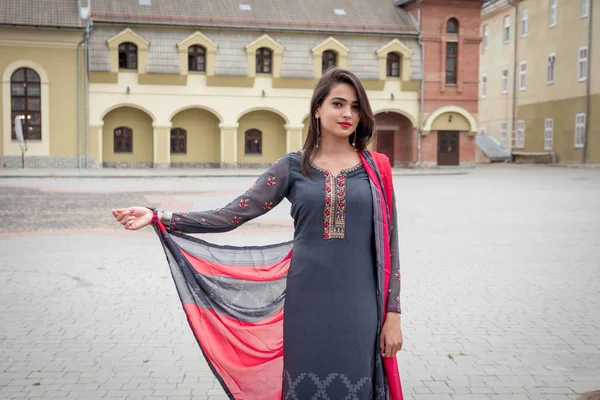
<box><xmin>301</xmin><ymin>68</ymin><xmax>376</xmax><ymax>176</ymax></box>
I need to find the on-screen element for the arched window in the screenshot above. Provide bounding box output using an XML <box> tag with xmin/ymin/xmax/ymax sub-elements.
<box><xmin>114</xmin><ymin>127</ymin><xmax>133</xmax><ymax>153</ymax></box>
<box><xmin>118</xmin><ymin>42</ymin><xmax>138</xmax><ymax>70</ymax></box>
<box><xmin>447</xmin><ymin>18</ymin><xmax>459</xmax><ymax>34</ymax></box>
<box><xmin>11</xmin><ymin>68</ymin><xmax>41</xmax><ymax>140</ymax></box>
<box><xmin>256</xmin><ymin>48</ymin><xmax>272</xmax><ymax>74</ymax></box>
<box><xmin>322</xmin><ymin>50</ymin><xmax>337</xmax><ymax>74</ymax></box>
<box><xmin>245</xmin><ymin>129</ymin><xmax>262</xmax><ymax>155</ymax></box>
<box><xmin>386</xmin><ymin>53</ymin><xmax>401</xmax><ymax>77</ymax></box>
<box><xmin>170</xmin><ymin>128</ymin><xmax>187</xmax><ymax>154</ymax></box>
<box><xmin>188</xmin><ymin>45</ymin><xmax>206</xmax><ymax>72</ymax></box>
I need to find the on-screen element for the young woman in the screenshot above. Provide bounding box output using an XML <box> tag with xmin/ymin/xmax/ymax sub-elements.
<box><xmin>112</xmin><ymin>67</ymin><xmax>404</xmax><ymax>400</ymax></box>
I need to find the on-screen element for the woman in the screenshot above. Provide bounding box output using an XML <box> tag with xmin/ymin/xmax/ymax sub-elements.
<box><xmin>112</xmin><ymin>67</ymin><xmax>403</xmax><ymax>400</ymax></box>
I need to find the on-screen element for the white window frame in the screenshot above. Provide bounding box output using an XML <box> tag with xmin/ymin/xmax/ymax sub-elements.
<box><xmin>481</xmin><ymin>73</ymin><xmax>487</xmax><ymax>98</ymax></box>
<box><xmin>500</xmin><ymin>121</ymin><xmax>507</xmax><ymax>148</ymax></box>
<box><xmin>502</xmin><ymin>66</ymin><xmax>509</xmax><ymax>94</ymax></box>
<box><xmin>547</xmin><ymin>53</ymin><xmax>556</xmax><ymax>84</ymax></box>
<box><xmin>516</xmin><ymin>120</ymin><xmax>525</xmax><ymax>148</ymax></box>
<box><xmin>582</xmin><ymin>0</ymin><xmax>589</xmax><ymax>18</ymax></box>
<box><xmin>578</xmin><ymin>46</ymin><xmax>588</xmax><ymax>82</ymax></box>
<box><xmin>544</xmin><ymin>118</ymin><xmax>553</xmax><ymax>150</ymax></box>
<box><xmin>575</xmin><ymin>113</ymin><xmax>586</xmax><ymax>148</ymax></box>
<box><xmin>483</xmin><ymin>25</ymin><xmax>489</xmax><ymax>50</ymax></box>
<box><xmin>522</xmin><ymin>9</ymin><xmax>528</xmax><ymax>37</ymax></box>
<box><xmin>550</xmin><ymin>0</ymin><xmax>557</xmax><ymax>28</ymax></box>
<box><xmin>519</xmin><ymin>61</ymin><xmax>527</xmax><ymax>91</ymax></box>
<box><xmin>504</xmin><ymin>16</ymin><xmax>511</xmax><ymax>44</ymax></box>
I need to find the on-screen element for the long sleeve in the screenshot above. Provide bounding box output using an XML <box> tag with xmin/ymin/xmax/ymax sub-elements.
<box><xmin>162</xmin><ymin>155</ymin><xmax>291</xmax><ymax>234</ymax></box>
<box><xmin>386</xmin><ymin>189</ymin><xmax>401</xmax><ymax>314</ymax></box>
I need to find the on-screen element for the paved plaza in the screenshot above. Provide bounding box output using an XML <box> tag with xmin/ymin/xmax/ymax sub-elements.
<box><xmin>0</xmin><ymin>164</ymin><xmax>599</xmax><ymax>400</ymax></box>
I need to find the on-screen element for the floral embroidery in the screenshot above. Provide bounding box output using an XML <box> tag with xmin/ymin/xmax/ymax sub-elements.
<box><xmin>312</xmin><ymin>162</ymin><xmax>362</xmax><ymax>240</ymax></box>
<box><xmin>263</xmin><ymin>202</ymin><xmax>273</xmax><ymax>210</ymax></box>
<box><xmin>199</xmin><ymin>218</ymin><xmax>206</xmax><ymax>222</ymax></box>
<box><xmin>396</xmin><ymin>296</ymin><xmax>400</xmax><ymax>303</ymax></box>
<box><xmin>267</xmin><ymin>177</ymin><xmax>276</xmax><ymax>186</ymax></box>
<box><xmin>395</xmin><ymin>270</ymin><xmax>401</xmax><ymax>279</ymax></box>
<box><xmin>239</xmin><ymin>198</ymin><xmax>249</xmax><ymax>208</ymax></box>
<box><xmin>248</xmin><ymin>184</ymin><xmax>256</xmax><ymax>191</ymax></box>
<box><xmin>232</xmin><ymin>216</ymin><xmax>242</xmax><ymax>224</ymax></box>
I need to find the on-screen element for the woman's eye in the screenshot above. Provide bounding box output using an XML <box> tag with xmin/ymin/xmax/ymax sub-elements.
<box><xmin>333</xmin><ymin>102</ymin><xmax>342</xmax><ymax>107</ymax></box>
<box><xmin>352</xmin><ymin>105</ymin><xmax>360</xmax><ymax>111</ymax></box>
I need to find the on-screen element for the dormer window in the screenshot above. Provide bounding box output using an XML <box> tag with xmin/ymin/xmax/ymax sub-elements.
<box><xmin>256</xmin><ymin>48</ymin><xmax>272</xmax><ymax>74</ymax></box>
<box><xmin>118</xmin><ymin>42</ymin><xmax>138</xmax><ymax>70</ymax></box>
<box><xmin>188</xmin><ymin>45</ymin><xmax>206</xmax><ymax>72</ymax></box>
<box><xmin>322</xmin><ymin>51</ymin><xmax>337</xmax><ymax>74</ymax></box>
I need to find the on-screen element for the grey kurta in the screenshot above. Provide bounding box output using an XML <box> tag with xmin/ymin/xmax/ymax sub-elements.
<box><xmin>164</xmin><ymin>151</ymin><xmax>401</xmax><ymax>399</ymax></box>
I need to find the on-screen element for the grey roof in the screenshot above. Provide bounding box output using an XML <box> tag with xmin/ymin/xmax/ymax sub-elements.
<box><xmin>89</xmin><ymin>27</ymin><xmax>423</xmax><ymax>80</ymax></box>
<box><xmin>0</xmin><ymin>0</ymin><xmax>83</xmax><ymax>28</ymax></box>
<box><xmin>476</xmin><ymin>134</ymin><xmax>511</xmax><ymax>162</ymax></box>
<box><xmin>90</xmin><ymin>0</ymin><xmax>418</xmax><ymax>35</ymax></box>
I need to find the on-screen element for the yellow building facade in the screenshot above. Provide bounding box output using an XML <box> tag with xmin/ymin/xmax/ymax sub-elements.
<box><xmin>1</xmin><ymin>0</ymin><xmax>424</xmax><ymax>168</ymax></box>
<box><xmin>480</xmin><ymin>0</ymin><xmax>599</xmax><ymax>163</ymax></box>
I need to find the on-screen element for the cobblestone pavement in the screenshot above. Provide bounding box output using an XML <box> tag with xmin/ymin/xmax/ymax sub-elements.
<box><xmin>1</xmin><ymin>164</ymin><xmax>599</xmax><ymax>400</ymax></box>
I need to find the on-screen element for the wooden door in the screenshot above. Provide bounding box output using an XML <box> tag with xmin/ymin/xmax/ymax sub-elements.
<box><xmin>437</xmin><ymin>131</ymin><xmax>459</xmax><ymax>166</ymax></box>
<box><xmin>377</xmin><ymin>130</ymin><xmax>395</xmax><ymax>165</ymax></box>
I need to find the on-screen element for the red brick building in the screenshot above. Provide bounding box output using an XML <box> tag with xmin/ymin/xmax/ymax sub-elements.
<box><xmin>383</xmin><ymin>0</ymin><xmax>482</xmax><ymax>166</ymax></box>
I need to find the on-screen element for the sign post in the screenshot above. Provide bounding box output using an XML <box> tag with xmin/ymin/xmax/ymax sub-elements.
<box><xmin>14</xmin><ymin>116</ymin><xmax>27</xmax><ymax>169</ymax></box>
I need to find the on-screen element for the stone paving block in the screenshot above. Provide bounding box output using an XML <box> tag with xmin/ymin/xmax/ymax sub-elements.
<box><xmin>1</xmin><ymin>168</ymin><xmax>599</xmax><ymax>399</ymax></box>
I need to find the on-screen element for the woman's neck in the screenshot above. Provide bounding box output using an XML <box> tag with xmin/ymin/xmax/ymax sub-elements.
<box><xmin>317</xmin><ymin>132</ymin><xmax>355</xmax><ymax>158</ymax></box>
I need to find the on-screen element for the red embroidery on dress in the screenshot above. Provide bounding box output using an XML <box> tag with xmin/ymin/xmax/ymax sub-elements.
<box><xmin>232</xmin><ymin>216</ymin><xmax>242</xmax><ymax>224</ymax></box>
<box><xmin>396</xmin><ymin>296</ymin><xmax>401</xmax><ymax>303</ymax></box>
<box><xmin>267</xmin><ymin>177</ymin><xmax>276</xmax><ymax>186</ymax></box>
<box><xmin>312</xmin><ymin>162</ymin><xmax>361</xmax><ymax>240</ymax></box>
<box><xmin>263</xmin><ymin>202</ymin><xmax>273</xmax><ymax>210</ymax></box>
<box><xmin>239</xmin><ymin>199</ymin><xmax>249</xmax><ymax>208</ymax></box>
<box><xmin>395</xmin><ymin>271</ymin><xmax>401</xmax><ymax>279</ymax></box>
<box><xmin>200</xmin><ymin>218</ymin><xmax>206</xmax><ymax>222</ymax></box>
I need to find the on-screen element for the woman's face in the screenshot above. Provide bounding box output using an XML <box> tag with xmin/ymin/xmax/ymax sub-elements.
<box><xmin>315</xmin><ymin>83</ymin><xmax>360</xmax><ymax>140</ymax></box>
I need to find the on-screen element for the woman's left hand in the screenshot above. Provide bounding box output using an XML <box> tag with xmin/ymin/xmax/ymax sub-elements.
<box><xmin>380</xmin><ymin>313</ymin><xmax>403</xmax><ymax>358</ymax></box>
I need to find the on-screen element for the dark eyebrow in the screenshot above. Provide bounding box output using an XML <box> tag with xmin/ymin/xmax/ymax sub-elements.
<box><xmin>331</xmin><ymin>97</ymin><xmax>359</xmax><ymax>104</ymax></box>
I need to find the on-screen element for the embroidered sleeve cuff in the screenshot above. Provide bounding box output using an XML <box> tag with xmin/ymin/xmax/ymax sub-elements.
<box><xmin>160</xmin><ymin>211</ymin><xmax>173</xmax><ymax>227</ymax></box>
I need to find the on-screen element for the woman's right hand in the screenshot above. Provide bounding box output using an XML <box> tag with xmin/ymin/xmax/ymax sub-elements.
<box><xmin>112</xmin><ymin>207</ymin><xmax>154</xmax><ymax>231</ymax></box>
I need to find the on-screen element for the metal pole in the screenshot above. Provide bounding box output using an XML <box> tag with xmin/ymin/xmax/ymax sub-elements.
<box><xmin>581</xmin><ymin>0</ymin><xmax>593</xmax><ymax>164</ymax></box>
<box><xmin>77</xmin><ymin>37</ymin><xmax>85</xmax><ymax>168</ymax></box>
<box><xmin>508</xmin><ymin>0</ymin><xmax>519</xmax><ymax>152</ymax></box>
<box><xmin>416</xmin><ymin>0</ymin><xmax>424</xmax><ymax>167</ymax></box>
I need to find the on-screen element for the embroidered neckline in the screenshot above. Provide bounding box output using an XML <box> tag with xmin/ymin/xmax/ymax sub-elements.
<box><xmin>309</xmin><ymin>161</ymin><xmax>363</xmax><ymax>176</ymax></box>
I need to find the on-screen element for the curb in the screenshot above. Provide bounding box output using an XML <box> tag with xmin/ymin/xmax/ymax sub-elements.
<box><xmin>0</xmin><ymin>171</ymin><xmax>472</xmax><ymax>178</ymax></box>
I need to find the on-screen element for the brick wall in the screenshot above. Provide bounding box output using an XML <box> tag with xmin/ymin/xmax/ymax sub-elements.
<box><xmin>407</xmin><ymin>0</ymin><xmax>481</xmax><ymax>114</ymax></box>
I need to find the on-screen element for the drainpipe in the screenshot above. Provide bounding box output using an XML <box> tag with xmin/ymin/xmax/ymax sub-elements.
<box><xmin>581</xmin><ymin>0</ymin><xmax>593</xmax><ymax>164</ymax></box>
<box><xmin>508</xmin><ymin>0</ymin><xmax>519</xmax><ymax>153</ymax></box>
<box><xmin>416</xmin><ymin>0</ymin><xmax>424</xmax><ymax>167</ymax></box>
<box><xmin>84</xmin><ymin>20</ymin><xmax>93</xmax><ymax>167</ymax></box>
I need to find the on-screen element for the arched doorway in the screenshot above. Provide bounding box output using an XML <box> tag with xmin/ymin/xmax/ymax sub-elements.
<box><xmin>170</xmin><ymin>108</ymin><xmax>221</xmax><ymax>167</ymax></box>
<box><xmin>102</xmin><ymin>106</ymin><xmax>153</xmax><ymax>167</ymax></box>
<box><xmin>237</xmin><ymin>110</ymin><xmax>286</xmax><ymax>165</ymax></box>
<box><xmin>102</xmin><ymin>106</ymin><xmax>154</xmax><ymax>168</ymax></box>
<box><xmin>374</xmin><ymin>112</ymin><xmax>415</xmax><ymax>166</ymax></box>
